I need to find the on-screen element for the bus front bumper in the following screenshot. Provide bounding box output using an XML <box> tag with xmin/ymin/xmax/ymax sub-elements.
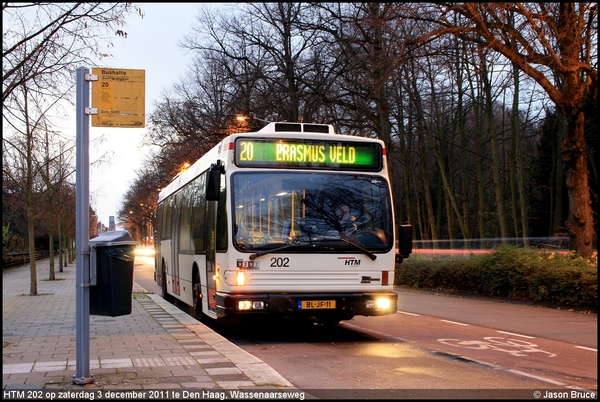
<box><xmin>215</xmin><ymin>292</ymin><xmax>398</xmax><ymax>320</ymax></box>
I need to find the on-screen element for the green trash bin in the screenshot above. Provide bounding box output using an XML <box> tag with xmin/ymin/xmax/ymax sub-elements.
<box><xmin>89</xmin><ymin>230</ymin><xmax>136</xmax><ymax>317</ymax></box>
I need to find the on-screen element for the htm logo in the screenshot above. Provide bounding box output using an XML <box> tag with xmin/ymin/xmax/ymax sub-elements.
<box><xmin>344</xmin><ymin>259</ymin><xmax>361</xmax><ymax>266</ymax></box>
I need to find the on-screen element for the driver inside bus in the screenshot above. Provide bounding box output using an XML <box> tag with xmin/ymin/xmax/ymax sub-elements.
<box><xmin>337</xmin><ymin>204</ymin><xmax>359</xmax><ymax>235</ymax></box>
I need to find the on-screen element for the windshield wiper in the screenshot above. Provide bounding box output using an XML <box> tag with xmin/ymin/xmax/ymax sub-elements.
<box><xmin>310</xmin><ymin>237</ymin><xmax>377</xmax><ymax>260</ymax></box>
<box><xmin>248</xmin><ymin>238</ymin><xmax>377</xmax><ymax>261</ymax></box>
<box><xmin>340</xmin><ymin>238</ymin><xmax>377</xmax><ymax>260</ymax></box>
<box><xmin>249</xmin><ymin>244</ymin><xmax>301</xmax><ymax>260</ymax></box>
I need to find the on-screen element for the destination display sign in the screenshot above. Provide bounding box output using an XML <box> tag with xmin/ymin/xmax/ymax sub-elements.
<box><xmin>235</xmin><ymin>138</ymin><xmax>382</xmax><ymax>171</ymax></box>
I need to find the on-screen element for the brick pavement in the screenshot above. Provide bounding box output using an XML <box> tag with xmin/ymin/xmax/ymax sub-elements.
<box><xmin>2</xmin><ymin>257</ymin><xmax>303</xmax><ymax>397</ymax></box>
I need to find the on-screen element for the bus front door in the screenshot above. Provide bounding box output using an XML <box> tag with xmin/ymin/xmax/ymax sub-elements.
<box><xmin>171</xmin><ymin>193</ymin><xmax>181</xmax><ymax>295</ymax></box>
<box><xmin>205</xmin><ymin>200</ymin><xmax>217</xmax><ymax>312</ymax></box>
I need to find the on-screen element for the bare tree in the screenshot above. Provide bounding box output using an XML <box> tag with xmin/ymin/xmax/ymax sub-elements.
<box><xmin>3</xmin><ymin>3</ymin><xmax>142</xmax><ymax>102</ymax></box>
<box><xmin>55</xmin><ymin>182</ymin><xmax>76</xmax><ymax>273</ymax></box>
<box><xmin>310</xmin><ymin>2</ymin><xmax>415</xmax><ymax>240</ymax></box>
<box><xmin>138</xmin><ymin>2</ymin><xmax>594</xmax><ymax>254</ymax></box>
<box><xmin>118</xmin><ymin>167</ymin><xmax>162</xmax><ymax>244</ymax></box>
<box><xmin>181</xmin><ymin>3</ymin><xmax>322</xmax><ymax>123</ymax></box>
<box><xmin>39</xmin><ymin>128</ymin><xmax>75</xmax><ymax>280</ymax></box>
<box><xmin>2</xmin><ymin>81</ymin><xmax>65</xmax><ymax>295</ymax></box>
<box><xmin>413</xmin><ymin>2</ymin><xmax>597</xmax><ymax>256</ymax></box>
<box><xmin>3</xmin><ymin>3</ymin><xmax>143</xmax><ymax>294</ymax></box>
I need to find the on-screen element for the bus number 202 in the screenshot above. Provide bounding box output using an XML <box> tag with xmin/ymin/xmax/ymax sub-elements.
<box><xmin>270</xmin><ymin>257</ymin><xmax>289</xmax><ymax>267</ymax></box>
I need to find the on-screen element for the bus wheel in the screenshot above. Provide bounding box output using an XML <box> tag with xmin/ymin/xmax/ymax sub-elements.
<box><xmin>193</xmin><ymin>271</ymin><xmax>203</xmax><ymax>315</ymax></box>
<box><xmin>161</xmin><ymin>263</ymin><xmax>174</xmax><ymax>303</ymax></box>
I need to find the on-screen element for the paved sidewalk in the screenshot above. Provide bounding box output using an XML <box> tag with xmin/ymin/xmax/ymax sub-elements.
<box><xmin>2</xmin><ymin>257</ymin><xmax>302</xmax><ymax>396</ymax></box>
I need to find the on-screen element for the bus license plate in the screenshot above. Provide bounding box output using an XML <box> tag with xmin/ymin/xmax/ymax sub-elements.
<box><xmin>299</xmin><ymin>300</ymin><xmax>336</xmax><ymax>310</ymax></box>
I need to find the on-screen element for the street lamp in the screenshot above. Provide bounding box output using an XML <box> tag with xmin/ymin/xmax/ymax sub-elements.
<box><xmin>234</xmin><ymin>114</ymin><xmax>273</xmax><ymax>132</ymax></box>
<box><xmin>180</xmin><ymin>162</ymin><xmax>190</xmax><ymax>172</ymax></box>
<box><xmin>236</xmin><ymin>114</ymin><xmax>273</xmax><ymax>124</ymax></box>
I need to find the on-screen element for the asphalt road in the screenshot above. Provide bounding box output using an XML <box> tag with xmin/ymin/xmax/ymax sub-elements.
<box><xmin>393</xmin><ymin>286</ymin><xmax>597</xmax><ymax>348</ymax></box>
<box><xmin>132</xmin><ymin>253</ymin><xmax>598</xmax><ymax>394</ymax></box>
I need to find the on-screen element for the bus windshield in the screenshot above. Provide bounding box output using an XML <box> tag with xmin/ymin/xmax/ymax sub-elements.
<box><xmin>232</xmin><ymin>172</ymin><xmax>393</xmax><ymax>253</ymax></box>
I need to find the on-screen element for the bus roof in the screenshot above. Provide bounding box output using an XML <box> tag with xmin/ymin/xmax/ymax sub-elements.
<box><xmin>257</xmin><ymin>122</ymin><xmax>334</xmax><ymax>134</ymax></box>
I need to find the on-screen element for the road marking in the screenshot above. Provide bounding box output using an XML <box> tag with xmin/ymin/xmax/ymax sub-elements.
<box><xmin>508</xmin><ymin>369</ymin><xmax>568</xmax><ymax>386</ymax></box>
<box><xmin>574</xmin><ymin>346</ymin><xmax>597</xmax><ymax>352</ymax></box>
<box><xmin>496</xmin><ymin>330</ymin><xmax>535</xmax><ymax>339</ymax></box>
<box><xmin>438</xmin><ymin>337</ymin><xmax>557</xmax><ymax>357</ymax></box>
<box><xmin>343</xmin><ymin>323</ymin><xmax>585</xmax><ymax>390</ymax></box>
<box><xmin>440</xmin><ymin>319</ymin><xmax>469</xmax><ymax>326</ymax></box>
<box><xmin>397</xmin><ymin>311</ymin><xmax>420</xmax><ymax>316</ymax></box>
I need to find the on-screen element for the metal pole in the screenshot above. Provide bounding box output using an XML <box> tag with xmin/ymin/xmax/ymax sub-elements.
<box><xmin>73</xmin><ymin>66</ymin><xmax>93</xmax><ymax>384</ymax></box>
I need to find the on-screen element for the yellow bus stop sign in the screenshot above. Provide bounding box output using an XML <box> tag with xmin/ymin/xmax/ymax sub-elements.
<box><xmin>91</xmin><ymin>68</ymin><xmax>145</xmax><ymax>128</ymax></box>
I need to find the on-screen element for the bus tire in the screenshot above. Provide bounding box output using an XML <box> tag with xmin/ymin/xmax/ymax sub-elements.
<box><xmin>193</xmin><ymin>269</ymin><xmax>203</xmax><ymax>315</ymax></box>
<box><xmin>160</xmin><ymin>262</ymin><xmax>174</xmax><ymax>303</ymax></box>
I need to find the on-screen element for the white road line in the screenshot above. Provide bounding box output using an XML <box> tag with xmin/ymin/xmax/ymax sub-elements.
<box><xmin>440</xmin><ymin>319</ymin><xmax>469</xmax><ymax>326</ymax></box>
<box><xmin>397</xmin><ymin>311</ymin><xmax>420</xmax><ymax>316</ymax></box>
<box><xmin>508</xmin><ymin>369</ymin><xmax>568</xmax><ymax>386</ymax></box>
<box><xmin>574</xmin><ymin>345</ymin><xmax>597</xmax><ymax>352</ymax></box>
<box><xmin>496</xmin><ymin>330</ymin><xmax>535</xmax><ymax>339</ymax></box>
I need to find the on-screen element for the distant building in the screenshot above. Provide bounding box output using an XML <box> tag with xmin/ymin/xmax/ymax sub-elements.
<box><xmin>109</xmin><ymin>216</ymin><xmax>115</xmax><ymax>231</ymax></box>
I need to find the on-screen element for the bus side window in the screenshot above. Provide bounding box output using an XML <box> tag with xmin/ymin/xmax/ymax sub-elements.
<box><xmin>179</xmin><ymin>184</ymin><xmax>194</xmax><ymax>252</ymax></box>
<box><xmin>191</xmin><ymin>173</ymin><xmax>206</xmax><ymax>253</ymax></box>
<box><xmin>162</xmin><ymin>197</ymin><xmax>173</xmax><ymax>240</ymax></box>
<box><xmin>156</xmin><ymin>203</ymin><xmax>164</xmax><ymax>240</ymax></box>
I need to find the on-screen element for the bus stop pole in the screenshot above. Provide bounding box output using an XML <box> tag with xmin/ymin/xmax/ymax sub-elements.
<box><xmin>73</xmin><ymin>66</ymin><xmax>93</xmax><ymax>384</ymax></box>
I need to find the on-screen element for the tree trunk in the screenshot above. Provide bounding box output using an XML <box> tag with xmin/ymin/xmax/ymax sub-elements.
<box><xmin>59</xmin><ymin>222</ymin><xmax>64</xmax><ymax>272</ymax></box>
<box><xmin>456</xmin><ymin>57</ymin><xmax>472</xmax><ymax>243</ymax></box>
<box><xmin>466</xmin><ymin>53</ymin><xmax>487</xmax><ymax>248</ymax></box>
<box><xmin>512</xmin><ymin>69</ymin><xmax>529</xmax><ymax>246</ymax></box>
<box><xmin>562</xmin><ymin>110</ymin><xmax>594</xmax><ymax>257</ymax></box>
<box><xmin>551</xmin><ymin>123</ymin><xmax>565</xmax><ymax>236</ymax></box>
<box><xmin>475</xmin><ymin>123</ymin><xmax>487</xmax><ymax>248</ymax></box>
<box><xmin>445</xmin><ymin>190</ymin><xmax>455</xmax><ymax>247</ymax></box>
<box><xmin>24</xmin><ymin>90</ymin><xmax>37</xmax><ymax>296</ymax></box>
<box><xmin>434</xmin><ymin>146</ymin><xmax>468</xmax><ymax>240</ymax></box>
<box><xmin>27</xmin><ymin>191</ymin><xmax>38</xmax><ymax>296</ymax></box>
<box><xmin>48</xmin><ymin>212</ymin><xmax>55</xmax><ymax>280</ymax></box>
<box><xmin>419</xmin><ymin>133</ymin><xmax>438</xmax><ymax>243</ymax></box>
<box><xmin>482</xmin><ymin>54</ymin><xmax>509</xmax><ymax>241</ymax></box>
<box><xmin>508</xmin><ymin>89</ymin><xmax>520</xmax><ymax>241</ymax></box>
<box><xmin>509</xmin><ymin>68</ymin><xmax>529</xmax><ymax>245</ymax></box>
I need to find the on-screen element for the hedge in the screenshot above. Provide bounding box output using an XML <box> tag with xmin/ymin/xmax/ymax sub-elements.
<box><xmin>395</xmin><ymin>246</ymin><xmax>597</xmax><ymax>312</ymax></box>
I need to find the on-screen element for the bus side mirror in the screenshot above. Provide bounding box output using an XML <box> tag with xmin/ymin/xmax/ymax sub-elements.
<box><xmin>396</xmin><ymin>224</ymin><xmax>413</xmax><ymax>263</ymax></box>
<box><xmin>206</xmin><ymin>160</ymin><xmax>224</xmax><ymax>201</ymax></box>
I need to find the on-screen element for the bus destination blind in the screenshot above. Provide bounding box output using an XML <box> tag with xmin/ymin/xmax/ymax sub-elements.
<box><xmin>235</xmin><ymin>138</ymin><xmax>382</xmax><ymax>171</ymax></box>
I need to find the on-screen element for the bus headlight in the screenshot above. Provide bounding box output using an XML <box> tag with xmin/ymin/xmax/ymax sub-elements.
<box><xmin>366</xmin><ymin>298</ymin><xmax>391</xmax><ymax>309</ymax></box>
<box><xmin>376</xmin><ymin>298</ymin><xmax>391</xmax><ymax>309</ymax></box>
<box><xmin>238</xmin><ymin>300</ymin><xmax>265</xmax><ymax>310</ymax></box>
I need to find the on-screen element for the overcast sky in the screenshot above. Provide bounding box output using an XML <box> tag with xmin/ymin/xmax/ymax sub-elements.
<box><xmin>86</xmin><ymin>3</ymin><xmax>206</xmax><ymax>228</ymax></box>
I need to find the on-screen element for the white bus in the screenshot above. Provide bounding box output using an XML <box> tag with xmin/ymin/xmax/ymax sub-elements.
<box><xmin>155</xmin><ymin>122</ymin><xmax>412</xmax><ymax>324</ymax></box>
